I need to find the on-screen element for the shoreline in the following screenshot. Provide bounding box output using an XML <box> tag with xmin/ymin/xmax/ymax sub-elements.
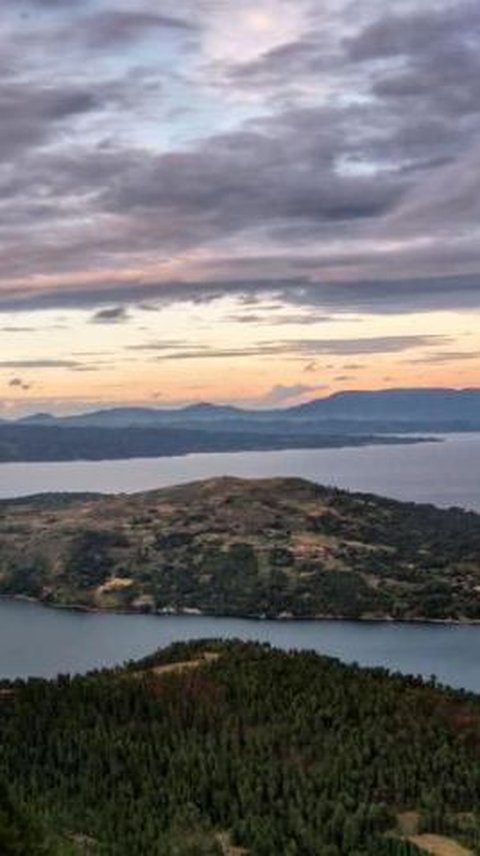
<box><xmin>2</xmin><ymin>594</ymin><xmax>480</xmax><ymax>627</ymax></box>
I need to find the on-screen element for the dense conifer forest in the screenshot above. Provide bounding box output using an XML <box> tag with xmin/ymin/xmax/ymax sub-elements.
<box><xmin>1</xmin><ymin>477</ymin><xmax>479</xmax><ymax>621</ymax></box>
<box><xmin>0</xmin><ymin>640</ymin><xmax>479</xmax><ymax>854</ymax></box>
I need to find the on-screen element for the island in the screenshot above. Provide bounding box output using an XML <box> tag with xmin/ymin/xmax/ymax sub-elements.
<box><xmin>0</xmin><ymin>422</ymin><xmax>434</xmax><ymax>463</ymax></box>
<box><xmin>1</xmin><ymin>477</ymin><xmax>479</xmax><ymax>622</ymax></box>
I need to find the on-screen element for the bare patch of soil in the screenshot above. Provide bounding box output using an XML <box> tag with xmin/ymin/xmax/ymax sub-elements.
<box><xmin>408</xmin><ymin>834</ymin><xmax>473</xmax><ymax>856</ymax></box>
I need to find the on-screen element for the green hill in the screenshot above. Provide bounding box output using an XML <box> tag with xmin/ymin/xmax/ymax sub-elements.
<box><xmin>1</xmin><ymin>640</ymin><xmax>480</xmax><ymax>854</ymax></box>
<box><xmin>1</xmin><ymin>477</ymin><xmax>479</xmax><ymax>621</ymax></box>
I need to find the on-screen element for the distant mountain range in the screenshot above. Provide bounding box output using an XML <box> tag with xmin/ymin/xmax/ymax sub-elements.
<box><xmin>289</xmin><ymin>387</ymin><xmax>480</xmax><ymax>422</ymax></box>
<box><xmin>0</xmin><ymin>388</ymin><xmax>477</xmax><ymax>462</ymax></box>
<box><xmin>10</xmin><ymin>387</ymin><xmax>480</xmax><ymax>432</ymax></box>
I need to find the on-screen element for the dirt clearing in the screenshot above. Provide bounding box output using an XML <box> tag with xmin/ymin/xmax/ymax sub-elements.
<box><xmin>408</xmin><ymin>834</ymin><xmax>473</xmax><ymax>856</ymax></box>
<box><xmin>150</xmin><ymin>652</ymin><xmax>220</xmax><ymax>676</ymax></box>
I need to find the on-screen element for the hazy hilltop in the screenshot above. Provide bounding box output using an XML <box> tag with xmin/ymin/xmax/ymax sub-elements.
<box><xmin>1</xmin><ymin>476</ymin><xmax>479</xmax><ymax>621</ymax></box>
<box><xmin>288</xmin><ymin>388</ymin><xmax>480</xmax><ymax>422</ymax></box>
<box><xmin>14</xmin><ymin>388</ymin><xmax>480</xmax><ymax>429</ymax></box>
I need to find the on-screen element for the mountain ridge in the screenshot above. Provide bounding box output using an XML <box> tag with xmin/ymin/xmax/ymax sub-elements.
<box><xmin>10</xmin><ymin>387</ymin><xmax>480</xmax><ymax>429</ymax></box>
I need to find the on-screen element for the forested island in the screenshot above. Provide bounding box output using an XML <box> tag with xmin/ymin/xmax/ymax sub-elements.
<box><xmin>0</xmin><ymin>640</ymin><xmax>479</xmax><ymax>854</ymax></box>
<box><xmin>1</xmin><ymin>477</ymin><xmax>479</xmax><ymax>622</ymax></box>
<box><xmin>0</xmin><ymin>423</ymin><xmax>430</xmax><ymax>463</ymax></box>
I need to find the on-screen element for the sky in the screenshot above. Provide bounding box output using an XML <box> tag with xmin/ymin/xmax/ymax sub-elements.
<box><xmin>0</xmin><ymin>0</ymin><xmax>479</xmax><ymax>415</ymax></box>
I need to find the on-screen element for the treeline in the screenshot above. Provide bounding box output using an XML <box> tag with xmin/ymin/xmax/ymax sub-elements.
<box><xmin>1</xmin><ymin>641</ymin><xmax>480</xmax><ymax>854</ymax></box>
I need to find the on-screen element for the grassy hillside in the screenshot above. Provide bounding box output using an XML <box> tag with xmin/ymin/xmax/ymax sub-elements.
<box><xmin>1</xmin><ymin>640</ymin><xmax>480</xmax><ymax>854</ymax></box>
<box><xmin>0</xmin><ymin>477</ymin><xmax>479</xmax><ymax>621</ymax></box>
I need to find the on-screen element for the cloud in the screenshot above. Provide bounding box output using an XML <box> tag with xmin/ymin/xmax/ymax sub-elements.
<box><xmin>150</xmin><ymin>334</ymin><xmax>448</xmax><ymax>361</ymax></box>
<box><xmin>0</xmin><ymin>263</ymin><xmax>479</xmax><ymax>316</ymax></box>
<box><xmin>77</xmin><ymin>11</ymin><xmax>196</xmax><ymax>50</ymax></box>
<box><xmin>0</xmin><ymin>0</ymin><xmax>478</xmax><ymax>329</ymax></box>
<box><xmin>10</xmin><ymin>0</ymin><xmax>84</xmax><ymax>6</ymax></box>
<box><xmin>279</xmin><ymin>274</ymin><xmax>480</xmax><ymax>315</ymax></box>
<box><xmin>68</xmin><ymin>365</ymin><xmax>102</xmax><ymax>373</ymax></box>
<box><xmin>0</xmin><ymin>80</ymin><xmax>101</xmax><ymax>162</ymax></box>
<box><xmin>91</xmin><ymin>306</ymin><xmax>129</xmax><ymax>324</ymax></box>
<box><xmin>126</xmin><ymin>340</ymin><xmax>209</xmax><ymax>353</ymax></box>
<box><xmin>405</xmin><ymin>350</ymin><xmax>480</xmax><ymax>365</ymax></box>
<box><xmin>227</xmin><ymin>311</ymin><xmax>336</xmax><ymax>325</ymax></box>
<box><xmin>255</xmin><ymin>383</ymin><xmax>327</xmax><ymax>407</ymax></box>
<box><xmin>382</xmin><ymin>142</ymin><xmax>480</xmax><ymax>238</ymax></box>
<box><xmin>0</xmin><ymin>359</ymin><xmax>80</xmax><ymax>368</ymax></box>
<box><xmin>345</xmin><ymin>4</ymin><xmax>480</xmax><ymax>64</ymax></box>
<box><xmin>7</xmin><ymin>377</ymin><xmax>32</xmax><ymax>391</ymax></box>
<box><xmin>100</xmin><ymin>107</ymin><xmax>404</xmax><ymax>230</ymax></box>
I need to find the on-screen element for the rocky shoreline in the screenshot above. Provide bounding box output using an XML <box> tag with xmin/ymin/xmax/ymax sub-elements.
<box><xmin>3</xmin><ymin>593</ymin><xmax>480</xmax><ymax>626</ymax></box>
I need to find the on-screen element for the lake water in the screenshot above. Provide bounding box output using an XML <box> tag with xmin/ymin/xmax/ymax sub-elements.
<box><xmin>0</xmin><ymin>599</ymin><xmax>479</xmax><ymax>691</ymax></box>
<box><xmin>0</xmin><ymin>433</ymin><xmax>479</xmax><ymax>510</ymax></box>
<box><xmin>0</xmin><ymin>434</ymin><xmax>479</xmax><ymax>687</ymax></box>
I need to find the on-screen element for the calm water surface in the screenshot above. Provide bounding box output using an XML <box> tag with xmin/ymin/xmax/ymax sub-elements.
<box><xmin>0</xmin><ymin>435</ymin><xmax>479</xmax><ymax>685</ymax></box>
<box><xmin>0</xmin><ymin>600</ymin><xmax>479</xmax><ymax>691</ymax></box>
<box><xmin>0</xmin><ymin>433</ymin><xmax>479</xmax><ymax>510</ymax></box>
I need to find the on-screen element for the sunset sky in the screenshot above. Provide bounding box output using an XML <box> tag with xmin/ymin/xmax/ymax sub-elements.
<box><xmin>0</xmin><ymin>0</ymin><xmax>479</xmax><ymax>416</ymax></box>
